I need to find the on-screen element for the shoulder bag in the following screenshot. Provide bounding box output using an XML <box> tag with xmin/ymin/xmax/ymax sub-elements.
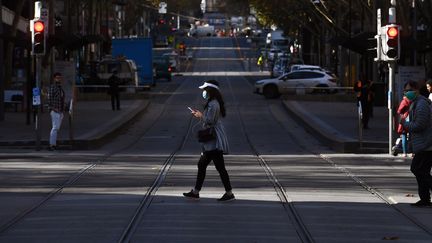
<box><xmin>197</xmin><ymin>127</ymin><xmax>216</xmax><ymax>143</ymax></box>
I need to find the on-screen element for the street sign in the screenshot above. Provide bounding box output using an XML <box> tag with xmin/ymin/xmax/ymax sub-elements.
<box><xmin>159</xmin><ymin>2</ymin><xmax>167</xmax><ymax>14</ymax></box>
<box><xmin>32</xmin><ymin>87</ymin><xmax>41</xmax><ymax>105</ymax></box>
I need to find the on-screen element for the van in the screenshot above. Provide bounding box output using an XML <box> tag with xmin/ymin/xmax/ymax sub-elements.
<box><xmin>97</xmin><ymin>58</ymin><xmax>139</xmax><ymax>87</ymax></box>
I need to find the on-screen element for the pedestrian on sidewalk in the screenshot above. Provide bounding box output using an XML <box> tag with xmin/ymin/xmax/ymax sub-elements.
<box><xmin>108</xmin><ymin>70</ymin><xmax>121</xmax><ymax>110</ymax></box>
<box><xmin>392</xmin><ymin>94</ymin><xmax>412</xmax><ymax>157</ymax></box>
<box><xmin>47</xmin><ymin>72</ymin><xmax>66</xmax><ymax>151</ymax></box>
<box><xmin>183</xmin><ymin>80</ymin><xmax>235</xmax><ymax>202</ymax></box>
<box><xmin>400</xmin><ymin>80</ymin><xmax>432</xmax><ymax>207</ymax></box>
<box><xmin>426</xmin><ymin>79</ymin><xmax>432</xmax><ymax>101</ymax></box>
<box><xmin>354</xmin><ymin>74</ymin><xmax>372</xmax><ymax>129</ymax></box>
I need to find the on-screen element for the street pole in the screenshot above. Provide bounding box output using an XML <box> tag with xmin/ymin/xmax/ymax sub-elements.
<box><xmin>35</xmin><ymin>56</ymin><xmax>41</xmax><ymax>150</ymax></box>
<box><xmin>0</xmin><ymin>0</ymin><xmax>4</xmax><ymax>121</ymax></box>
<box><xmin>388</xmin><ymin>62</ymin><xmax>395</xmax><ymax>154</ymax></box>
<box><xmin>387</xmin><ymin>0</ymin><xmax>397</xmax><ymax>155</ymax></box>
<box><xmin>33</xmin><ymin>1</ymin><xmax>42</xmax><ymax>150</ymax></box>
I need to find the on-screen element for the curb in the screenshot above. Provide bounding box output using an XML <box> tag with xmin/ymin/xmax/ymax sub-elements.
<box><xmin>281</xmin><ymin>100</ymin><xmax>387</xmax><ymax>153</ymax></box>
<box><xmin>0</xmin><ymin>100</ymin><xmax>151</xmax><ymax>150</ymax></box>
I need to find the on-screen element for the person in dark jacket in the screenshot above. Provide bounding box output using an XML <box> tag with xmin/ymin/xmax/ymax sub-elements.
<box><xmin>183</xmin><ymin>80</ymin><xmax>234</xmax><ymax>202</ymax></box>
<box><xmin>47</xmin><ymin>72</ymin><xmax>66</xmax><ymax>151</ymax></box>
<box><xmin>108</xmin><ymin>70</ymin><xmax>121</xmax><ymax>110</ymax></box>
<box><xmin>400</xmin><ymin>81</ymin><xmax>432</xmax><ymax>207</ymax></box>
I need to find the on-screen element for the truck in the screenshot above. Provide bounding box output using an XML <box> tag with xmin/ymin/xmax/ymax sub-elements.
<box><xmin>110</xmin><ymin>38</ymin><xmax>154</xmax><ymax>87</ymax></box>
<box><xmin>268</xmin><ymin>30</ymin><xmax>290</xmax><ymax>52</ymax></box>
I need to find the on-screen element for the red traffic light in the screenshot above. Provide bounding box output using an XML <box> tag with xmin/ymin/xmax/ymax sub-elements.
<box><xmin>34</xmin><ymin>21</ymin><xmax>44</xmax><ymax>32</ymax></box>
<box><xmin>387</xmin><ymin>27</ymin><xmax>398</xmax><ymax>38</ymax></box>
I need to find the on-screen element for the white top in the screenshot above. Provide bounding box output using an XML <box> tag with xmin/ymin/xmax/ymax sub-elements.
<box><xmin>429</xmin><ymin>93</ymin><xmax>432</xmax><ymax>101</ymax></box>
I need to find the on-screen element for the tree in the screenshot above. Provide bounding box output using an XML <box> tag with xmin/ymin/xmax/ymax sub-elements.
<box><xmin>3</xmin><ymin>0</ymin><xmax>26</xmax><ymax>88</ymax></box>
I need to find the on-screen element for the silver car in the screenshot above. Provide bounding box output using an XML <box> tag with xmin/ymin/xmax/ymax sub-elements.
<box><xmin>254</xmin><ymin>70</ymin><xmax>338</xmax><ymax>98</ymax></box>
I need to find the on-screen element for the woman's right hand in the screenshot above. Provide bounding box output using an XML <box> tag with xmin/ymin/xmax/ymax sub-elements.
<box><xmin>191</xmin><ymin>109</ymin><xmax>203</xmax><ymax>119</ymax></box>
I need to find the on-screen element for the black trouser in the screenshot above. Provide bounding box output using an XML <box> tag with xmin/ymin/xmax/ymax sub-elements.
<box><xmin>111</xmin><ymin>93</ymin><xmax>120</xmax><ymax>110</ymax></box>
<box><xmin>195</xmin><ymin>150</ymin><xmax>232</xmax><ymax>192</ymax></box>
<box><xmin>359</xmin><ymin>100</ymin><xmax>370</xmax><ymax>128</ymax></box>
<box><xmin>410</xmin><ymin>151</ymin><xmax>432</xmax><ymax>201</ymax></box>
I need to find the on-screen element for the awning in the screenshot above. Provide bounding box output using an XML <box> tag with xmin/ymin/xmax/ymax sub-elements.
<box><xmin>49</xmin><ymin>33</ymin><xmax>106</xmax><ymax>50</ymax></box>
<box><xmin>329</xmin><ymin>32</ymin><xmax>375</xmax><ymax>54</ymax></box>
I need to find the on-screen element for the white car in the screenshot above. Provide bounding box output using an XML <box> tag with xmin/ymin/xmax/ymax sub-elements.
<box><xmin>289</xmin><ymin>64</ymin><xmax>338</xmax><ymax>79</ymax></box>
<box><xmin>289</xmin><ymin>64</ymin><xmax>323</xmax><ymax>72</ymax></box>
<box><xmin>254</xmin><ymin>70</ymin><xmax>338</xmax><ymax>98</ymax></box>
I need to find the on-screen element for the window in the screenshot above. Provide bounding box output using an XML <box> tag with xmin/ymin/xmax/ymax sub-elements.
<box><xmin>286</xmin><ymin>71</ymin><xmax>324</xmax><ymax>80</ymax></box>
<box><xmin>301</xmin><ymin>72</ymin><xmax>324</xmax><ymax>79</ymax></box>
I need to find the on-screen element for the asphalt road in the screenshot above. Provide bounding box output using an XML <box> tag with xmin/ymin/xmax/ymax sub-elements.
<box><xmin>0</xmin><ymin>37</ymin><xmax>431</xmax><ymax>243</ymax></box>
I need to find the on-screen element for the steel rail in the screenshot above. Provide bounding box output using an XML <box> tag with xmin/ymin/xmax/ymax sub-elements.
<box><xmin>224</xmin><ymin>72</ymin><xmax>315</xmax><ymax>242</ymax></box>
<box><xmin>117</xmin><ymin>50</ymin><xmax>199</xmax><ymax>243</ymax></box>
<box><xmin>0</xmin><ymin>98</ymin><xmax>157</xmax><ymax>235</ymax></box>
<box><xmin>261</xmin><ymin>89</ymin><xmax>432</xmax><ymax>237</ymax></box>
<box><xmin>241</xmin><ymin>60</ymin><xmax>432</xmax><ymax>239</ymax></box>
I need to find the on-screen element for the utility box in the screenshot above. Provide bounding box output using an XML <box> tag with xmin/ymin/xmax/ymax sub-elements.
<box><xmin>111</xmin><ymin>38</ymin><xmax>154</xmax><ymax>86</ymax></box>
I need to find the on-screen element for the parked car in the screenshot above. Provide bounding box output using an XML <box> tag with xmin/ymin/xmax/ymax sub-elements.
<box><xmin>272</xmin><ymin>57</ymin><xmax>307</xmax><ymax>78</ymax></box>
<box><xmin>267</xmin><ymin>48</ymin><xmax>282</xmax><ymax>63</ymax></box>
<box><xmin>162</xmin><ymin>52</ymin><xmax>178</xmax><ymax>72</ymax></box>
<box><xmin>272</xmin><ymin>56</ymin><xmax>290</xmax><ymax>78</ymax></box>
<box><xmin>289</xmin><ymin>64</ymin><xmax>338</xmax><ymax>79</ymax></box>
<box><xmin>154</xmin><ymin>35</ymin><xmax>169</xmax><ymax>47</ymax></box>
<box><xmin>153</xmin><ymin>55</ymin><xmax>172</xmax><ymax>81</ymax></box>
<box><xmin>254</xmin><ymin>70</ymin><xmax>338</xmax><ymax>98</ymax></box>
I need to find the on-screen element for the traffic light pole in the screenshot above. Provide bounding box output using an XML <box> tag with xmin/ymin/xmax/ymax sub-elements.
<box><xmin>388</xmin><ymin>62</ymin><xmax>395</xmax><ymax>154</ymax></box>
<box><xmin>33</xmin><ymin>1</ymin><xmax>43</xmax><ymax>150</ymax></box>
<box><xmin>35</xmin><ymin>56</ymin><xmax>42</xmax><ymax>150</ymax></box>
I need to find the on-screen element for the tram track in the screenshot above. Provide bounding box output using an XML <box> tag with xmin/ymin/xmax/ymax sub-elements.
<box><xmin>0</xmin><ymin>77</ymin><xmax>199</xmax><ymax>239</ymax></box>
<box><xmin>223</xmin><ymin>73</ymin><xmax>315</xmax><ymax>242</ymax></box>
<box><xmin>237</xmin><ymin>74</ymin><xmax>432</xmax><ymax>237</ymax></box>
<box><xmin>117</xmin><ymin>110</ymin><xmax>195</xmax><ymax>243</ymax></box>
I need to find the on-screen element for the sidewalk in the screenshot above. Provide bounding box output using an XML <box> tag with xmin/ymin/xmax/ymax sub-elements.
<box><xmin>282</xmin><ymin>99</ymin><xmax>389</xmax><ymax>153</ymax></box>
<box><xmin>0</xmin><ymin>99</ymin><xmax>150</xmax><ymax>149</ymax></box>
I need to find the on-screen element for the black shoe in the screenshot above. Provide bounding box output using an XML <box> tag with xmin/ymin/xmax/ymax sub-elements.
<box><xmin>410</xmin><ymin>200</ymin><xmax>432</xmax><ymax>207</ymax></box>
<box><xmin>183</xmin><ymin>190</ymin><xmax>199</xmax><ymax>200</ymax></box>
<box><xmin>391</xmin><ymin>146</ymin><xmax>399</xmax><ymax>156</ymax></box>
<box><xmin>48</xmin><ymin>146</ymin><xmax>56</xmax><ymax>151</ymax></box>
<box><xmin>217</xmin><ymin>192</ymin><xmax>235</xmax><ymax>202</ymax></box>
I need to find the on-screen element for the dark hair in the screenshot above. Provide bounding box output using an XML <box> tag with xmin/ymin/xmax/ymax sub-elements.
<box><xmin>404</xmin><ymin>80</ymin><xmax>419</xmax><ymax>90</ymax></box>
<box><xmin>53</xmin><ymin>72</ymin><xmax>62</xmax><ymax>78</ymax></box>
<box><xmin>204</xmin><ymin>80</ymin><xmax>226</xmax><ymax>117</ymax></box>
<box><xmin>426</xmin><ymin>79</ymin><xmax>432</xmax><ymax>86</ymax></box>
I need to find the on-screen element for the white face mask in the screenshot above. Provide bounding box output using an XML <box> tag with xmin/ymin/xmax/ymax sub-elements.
<box><xmin>202</xmin><ymin>90</ymin><xmax>208</xmax><ymax>99</ymax></box>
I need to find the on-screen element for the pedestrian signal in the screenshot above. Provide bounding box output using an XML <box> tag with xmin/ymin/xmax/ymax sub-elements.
<box><xmin>382</xmin><ymin>24</ymin><xmax>400</xmax><ymax>61</ymax></box>
<box><xmin>31</xmin><ymin>19</ymin><xmax>46</xmax><ymax>55</ymax></box>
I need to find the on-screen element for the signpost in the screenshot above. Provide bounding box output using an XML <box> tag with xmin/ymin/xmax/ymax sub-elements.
<box><xmin>158</xmin><ymin>2</ymin><xmax>167</xmax><ymax>14</ymax></box>
<box><xmin>31</xmin><ymin>1</ymin><xmax>44</xmax><ymax>150</ymax></box>
<box><xmin>374</xmin><ymin>0</ymin><xmax>401</xmax><ymax>155</ymax></box>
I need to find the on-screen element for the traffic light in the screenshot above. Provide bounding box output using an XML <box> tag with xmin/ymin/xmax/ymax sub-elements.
<box><xmin>373</xmin><ymin>33</ymin><xmax>382</xmax><ymax>61</ymax></box>
<box><xmin>382</xmin><ymin>24</ymin><xmax>400</xmax><ymax>61</ymax></box>
<box><xmin>31</xmin><ymin>19</ymin><xmax>45</xmax><ymax>55</ymax></box>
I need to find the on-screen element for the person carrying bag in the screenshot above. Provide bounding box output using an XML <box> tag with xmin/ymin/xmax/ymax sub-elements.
<box><xmin>183</xmin><ymin>80</ymin><xmax>234</xmax><ymax>202</ymax></box>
